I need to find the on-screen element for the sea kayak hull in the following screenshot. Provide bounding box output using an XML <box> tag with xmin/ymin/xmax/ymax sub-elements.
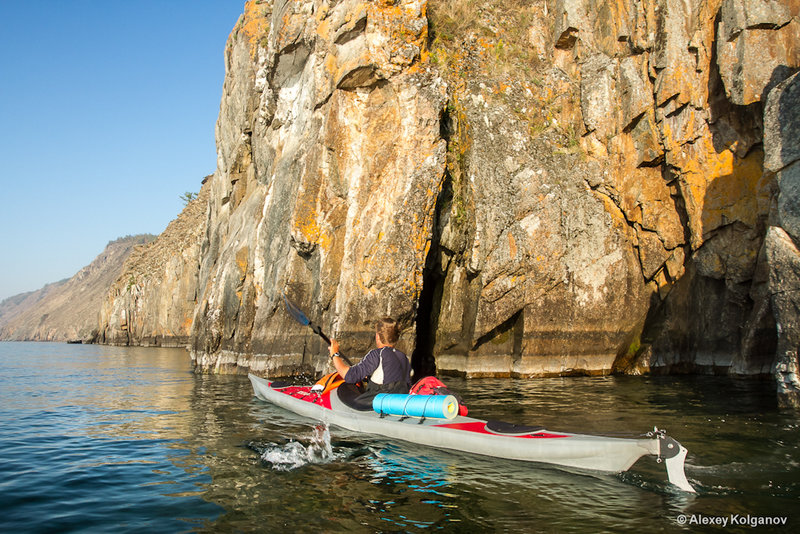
<box><xmin>248</xmin><ymin>374</ymin><xmax>695</xmax><ymax>492</ymax></box>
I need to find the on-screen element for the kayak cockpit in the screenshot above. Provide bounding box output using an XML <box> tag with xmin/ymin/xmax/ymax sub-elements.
<box><xmin>485</xmin><ymin>420</ymin><xmax>546</xmax><ymax>435</ymax></box>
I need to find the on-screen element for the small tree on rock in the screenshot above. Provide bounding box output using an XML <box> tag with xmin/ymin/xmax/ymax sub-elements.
<box><xmin>180</xmin><ymin>192</ymin><xmax>198</xmax><ymax>206</ymax></box>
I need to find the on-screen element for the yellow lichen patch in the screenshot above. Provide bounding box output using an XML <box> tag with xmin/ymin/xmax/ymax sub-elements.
<box><xmin>508</xmin><ymin>232</ymin><xmax>517</xmax><ymax>258</ymax></box>
<box><xmin>367</xmin><ymin>0</ymin><xmax>427</xmax><ymax>63</ymax></box>
<box><xmin>369</xmin><ymin>1</ymin><xmax>422</xmax><ymax>40</ymax></box>
<box><xmin>679</xmin><ymin>136</ymin><xmax>767</xmax><ymax>247</ymax></box>
<box><xmin>181</xmin><ymin>316</ymin><xmax>193</xmax><ymax>334</ymax></box>
<box><xmin>317</xmin><ymin>230</ymin><xmax>332</xmax><ymax>253</ymax></box>
<box><xmin>656</xmin><ymin>63</ymin><xmax>697</xmax><ymax>109</ymax></box>
<box><xmin>295</xmin><ymin>205</ymin><xmax>321</xmax><ymax>246</ymax></box>
<box><xmin>315</xmin><ymin>3</ymin><xmax>331</xmax><ymax>40</ymax></box>
<box><xmin>407</xmin><ymin>222</ymin><xmax>430</xmax><ymax>261</ymax></box>
<box><xmin>324</xmin><ymin>53</ymin><xmax>338</xmax><ymax>77</ymax></box>
<box><xmin>237</xmin><ymin>0</ymin><xmax>271</xmax><ymax>58</ymax></box>
<box><xmin>235</xmin><ymin>246</ymin><xmax>249</xmax><ymax>276</ymax></box>
<box><xmin>316</xmin><ymin>17</ymin><xmax>331</xmax><ymax>40</ymax></box>
<box><xmin>698</xmin><ymin>148</ymin><xmax>766</xmax><ymax>234</ymax></box>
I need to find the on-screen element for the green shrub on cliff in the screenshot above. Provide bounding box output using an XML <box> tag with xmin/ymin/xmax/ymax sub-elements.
<box><xmin>180</xmin><ymin>192</ymin><xmax>198</xmax><ymax>206</ymax></box>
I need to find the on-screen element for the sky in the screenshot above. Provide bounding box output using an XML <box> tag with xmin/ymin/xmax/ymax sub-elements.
<box><xmin>0</xmin><ymin>0</ymin><xmax>245</xmax><ymax>301</ymax></box>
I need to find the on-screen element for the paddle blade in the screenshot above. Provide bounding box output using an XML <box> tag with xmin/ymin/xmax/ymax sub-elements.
<box><xmin>282</xmin><ymin>293</ymin><xmax>310</xmax><ymax>326</ymax></box>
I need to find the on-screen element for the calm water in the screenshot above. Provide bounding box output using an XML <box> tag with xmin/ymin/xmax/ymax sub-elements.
<box><xmin>0</xmin><ymin>342</ymin><xmax>797</xmax><ymax>532</ymax></box>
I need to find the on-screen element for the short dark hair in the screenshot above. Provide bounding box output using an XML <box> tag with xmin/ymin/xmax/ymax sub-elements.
<box><xmin>376</xmin><ymin>317</ymin><xmax>399</xmax><ymax>345</ymax></box>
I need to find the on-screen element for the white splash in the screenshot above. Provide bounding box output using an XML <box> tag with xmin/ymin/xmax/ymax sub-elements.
<box><xmin>260</xmin><ymin>424</ymin><xmax>338</xmax><ymax>471</ymax></box>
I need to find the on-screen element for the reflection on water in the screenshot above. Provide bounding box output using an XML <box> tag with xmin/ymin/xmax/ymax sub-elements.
<box><xmin>1</xmin><ymin>342</ymin><xmax>798</xmax><ymax>532</ymax></box>
<box><xmin>0</xmin><ymin>342</ymin><xmax>221</xmax><ymax>532</ymax></box>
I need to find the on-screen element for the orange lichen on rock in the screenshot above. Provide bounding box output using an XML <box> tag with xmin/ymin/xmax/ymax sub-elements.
<box><xmin>367</xmin><ymin>0</ymin><xmax>427</xmax><ymax>69</ymax></box>
<box><xmin>235</xmin><ymin>246</ymin><xmax>249</xmax><ymax>276</ymax></box>
<box><xmin>297</xmin><ymin>209</ymin><xmax>320</xmax><ymax>244</ymax></box>
<box><xmin>677</xmin><ymin>136</ymin><xmax>767</xmax><ymax>248</ymax></box>
<box><xmin>508</xmin><ymin>231</ymin><xmax>517</xmax><ymax>258</ymax></box>
<box><xmin>236</xmin><ymin>0</ymin><xmax>271</xmax><ymax>58</ymax></box>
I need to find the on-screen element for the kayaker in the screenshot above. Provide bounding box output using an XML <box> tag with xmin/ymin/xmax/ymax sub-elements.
<box><xmin>328</xmin><ymin>317</ymin><xmax>412</xmax><ymax>394</ymax></box>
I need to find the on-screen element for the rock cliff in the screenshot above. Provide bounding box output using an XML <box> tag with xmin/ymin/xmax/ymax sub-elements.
<box><xmin>0</xmin><ymin>235</ymin><xmax>153</xmax><ymax>342</ymax></box>
<box><xmin>188</xmin><ymin>0</ymin><xmax>446</xmax><ymax>376</ymax></box>
<box><xmin>763</xmin><ymin>71</ymin><xmax>800</xmax><ymax>408</ymax></box>
<box><xmin>96</xmin><ymin>0</ymin><xmax>800</xmax><ymax>406</ymax></box>
<box><xmin>96</xmin><ymin>182</ymin><xmax>210</xmax><ymax>347</ymax></box>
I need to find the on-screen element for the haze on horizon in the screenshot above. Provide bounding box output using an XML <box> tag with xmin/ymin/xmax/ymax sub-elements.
<box><xmin>0</xmin><ymin>1</ymin><xmax>244</xmax><ymax>302</ymax></box>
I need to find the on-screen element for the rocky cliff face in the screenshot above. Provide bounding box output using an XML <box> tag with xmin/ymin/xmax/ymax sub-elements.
<box><xmin>0</xmin><ymin>235</ymin><xmax>152</xmax><ymax>342</ymax></box>
<box><xmin>97</xmin><ymin>0</ymin><xmax>800</xmax><ymax>406</ymax></box>
<box><xmin>763</xmin><ymin>71</ymin><xmax>800</xmax><ymax>408</ymax></box>
<box><xmin>97</xmin><ymin>182</ymin><xmax>210</xmax><ymax>347</ymax></box>
<box><xmin>421</xmin><ymin>0</ymin><xmax>796</xmax><ymax>380</ymax></box>
<box><xmin>189</xmin><ymin>0</ymin><xmax>446</xmax><ymax>376</ymax></box>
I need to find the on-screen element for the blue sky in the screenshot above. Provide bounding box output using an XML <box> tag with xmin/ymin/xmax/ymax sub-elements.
<box><xmin>0</xmin><ymin>0</ymin><xmax>245</xmax><ymax>301</ymax></box>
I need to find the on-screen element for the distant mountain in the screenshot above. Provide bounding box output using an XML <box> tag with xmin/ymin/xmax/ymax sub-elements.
<box><xmin>0</xmin><ymin>235</ymin><xmax>155</xmax><ymax>342</ymax></box>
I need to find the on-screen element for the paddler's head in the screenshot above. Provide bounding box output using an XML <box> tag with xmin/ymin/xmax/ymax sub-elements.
<box><xmin>375</xmin><ymin>317</ymin><xmax>399</xmax><ymax>348</ymax></box>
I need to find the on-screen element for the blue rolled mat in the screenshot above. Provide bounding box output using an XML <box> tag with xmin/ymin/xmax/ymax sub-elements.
<box><xmin>373</xmin><ymin>393</ymin><xmax>459</xmax><ymax>420</ymax></box>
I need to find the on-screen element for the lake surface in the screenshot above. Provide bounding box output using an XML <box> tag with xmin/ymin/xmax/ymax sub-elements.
<box><xmin>0</xmin><ymin>342</ymin><xmax>797</xmax><ymax>532</ymax></box>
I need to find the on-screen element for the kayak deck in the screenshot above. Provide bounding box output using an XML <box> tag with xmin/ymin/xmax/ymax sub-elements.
<box><xmin>248</xmin><ymin>374</ymin><xmax>695</xmax><ymax>492</ymax></box>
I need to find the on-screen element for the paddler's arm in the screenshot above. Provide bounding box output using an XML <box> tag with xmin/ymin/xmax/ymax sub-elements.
<box><xmin>329</xmin><ymin>339</ymin><xmax>351</xmax><ymax>377</ymax></box>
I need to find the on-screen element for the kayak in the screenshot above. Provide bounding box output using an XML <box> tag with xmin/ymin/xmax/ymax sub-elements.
<box><xmin>248</xmin><ymin>373</ymin><xmax>696</xmax><ymax>492</ymax></box>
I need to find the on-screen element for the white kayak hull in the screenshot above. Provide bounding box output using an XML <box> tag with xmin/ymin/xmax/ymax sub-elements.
<box><xmin>248</xmin><ymin>374</ymin><xmax>695</xmax><ymax>492</ymax></box>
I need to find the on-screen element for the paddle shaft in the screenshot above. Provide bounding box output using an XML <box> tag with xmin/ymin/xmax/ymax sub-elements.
<box><xmin>310</xmin><ymin>323</ymin><xmax>330</xmax><ymax>345</ymax></box>
<box><xmin>282</xmin><ymin>293</ymin><xmax>352</xmax><ymax>365</ymax></box>
<box><xmin>311</xmin><ymin>324</ymin><xmax>353</xmax><ymax>366</ymax></box>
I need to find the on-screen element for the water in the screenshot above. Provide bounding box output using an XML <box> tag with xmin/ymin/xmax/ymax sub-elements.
<box><xmin>0</xmin><ymin>342</ymin><xmax>797</xmax><ymax>532</ymax></box>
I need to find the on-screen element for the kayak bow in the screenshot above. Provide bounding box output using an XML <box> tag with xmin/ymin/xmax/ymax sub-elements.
<box><xmin>248</xmin><ymin>374</ymin><xmax>696</xmax><ymax>492</ymax></box>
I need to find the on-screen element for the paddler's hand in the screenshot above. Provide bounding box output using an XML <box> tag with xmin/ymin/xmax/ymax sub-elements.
<box><xmin>328</xmin><ymin>339</ymin><xmax>350</xmax><ymax>376</ymax></box>
<box><xmin>329</xmin><ymin>339</ymin><xmax>340</xmax><ymax>358</ymax></box>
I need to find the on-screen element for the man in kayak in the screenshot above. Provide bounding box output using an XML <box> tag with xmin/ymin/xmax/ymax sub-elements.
<box><xmin>328</xmin><ymin>317</ymin><xmax>412</xmax><ymax>395</ymax></box>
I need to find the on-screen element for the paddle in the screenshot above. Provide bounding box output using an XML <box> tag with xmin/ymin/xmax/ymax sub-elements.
<box><xmin>281</xmin><ymin>292</ymin><xmax>353</xmax><ymax>365</ymax></box>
